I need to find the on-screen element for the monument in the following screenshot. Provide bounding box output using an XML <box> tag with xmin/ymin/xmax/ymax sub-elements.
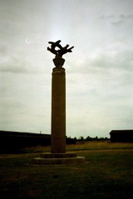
<box><xmin>32</xmin><ymin>40</ymin><xmax>85</xmax><ymax>165</ymax></box>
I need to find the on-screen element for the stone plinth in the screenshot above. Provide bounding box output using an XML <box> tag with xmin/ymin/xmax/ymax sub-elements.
<box><xmin>40</xmin><ymin>152</ymin><xmax>77</xmax><ymax>158</ymax></box>
<box><xmin>32</xmin><ymin>152</ymin><xmax>85</xmax><ymax>165</ymax></box>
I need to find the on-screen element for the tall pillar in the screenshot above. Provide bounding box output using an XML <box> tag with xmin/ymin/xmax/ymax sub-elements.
<box><xmin>32</xmin><ymin>40</ymin><xmax>85</xmax><ymax>165</ymax></box>
<box><xmin>51</xmin><ymin>57</ymin><xmax>66</xmax><ymax>153</ymax></box>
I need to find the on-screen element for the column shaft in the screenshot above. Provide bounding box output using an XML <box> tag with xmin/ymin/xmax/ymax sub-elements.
<box><xmin>51</xmin><ymin>68</ymin><xmax>66</xmax><ymax>153</ymax></box>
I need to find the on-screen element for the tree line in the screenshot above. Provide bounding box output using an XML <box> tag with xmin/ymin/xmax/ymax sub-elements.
<box><xmin>77</xmin><ymin>136</ymin><xmax>109</xmax><ymax>142</ymax></box>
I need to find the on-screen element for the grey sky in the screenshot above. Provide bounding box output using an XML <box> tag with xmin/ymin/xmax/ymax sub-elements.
<box><xmin>0</xmin><ymin>0</ymin><xmax>133</xmax><ymax>138</ymax></box>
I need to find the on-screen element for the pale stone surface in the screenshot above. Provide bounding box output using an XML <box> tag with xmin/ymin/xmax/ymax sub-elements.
<box><xmin>32</xmin><ymin>152</ymin><xmax>85</xmax><ymax>165</ymax></box>
<box><xmin>32</xmin><ymin>156</ymin><xmax>85</xmax><ymax>165</ymax></box>
<box><xmin>40</xmin><ymin>152</ymin><xmax>77</xmax><ymax>158</ymax></box>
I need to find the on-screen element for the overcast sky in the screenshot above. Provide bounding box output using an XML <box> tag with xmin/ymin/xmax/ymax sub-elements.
<box><xmin>0</xmin><ymin>0</ymin><xmax>133</xmax><ymax>138</ymax></box>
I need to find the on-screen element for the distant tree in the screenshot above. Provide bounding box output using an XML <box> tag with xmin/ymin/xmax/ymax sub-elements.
<box><xmin>86</xmin><ymin>136</ymin><xmax>92</xmax><ymax>141</ymax></box>
<box><xmin>79</xmin><ymin>136</ymin><xmax>84</xmax><ymax>141</ymax></box>
<box><xmin>85</xmin><ymin>135</ymin><xmax>109</xmax><ymax>141</ymax></box>
<box><xmin>95</xmin><ymin>136</ymin><xmax>98</xmax><ymax>140</ymax></box>
<box><xmin>77</xmin><ymin>136</ymin><xmax>85</xmax><ymax>143</ymax></box>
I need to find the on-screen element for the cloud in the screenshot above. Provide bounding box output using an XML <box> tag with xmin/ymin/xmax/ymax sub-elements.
<box><xmin>0</xmin><ymin>43</ymin><xmax>47</xmax><ymax>74</ymax></box>
<box><xmin>99</xmin><ymin>14</ymin><xmax>133</xmax><ymax>27</ymax></box>
<box><xmin>100</xmin><ymin>14</ymin><xmax>133</xmax><ymax>20</ymax></box>
<box><xmin>0</xmin><ymin>53</ymin><xmax>30</xmax><ymax>74</ymax></box>
<box><xmin>99</xmin><ymin>15</ymin><xmax>115</xmax><ymax>19</ymax></box>
<box><xmin>111</xmin><ymin>20</ymin><xmax>124</xmax><ymax>26</ymax></box>
<box><xmin>1</xmin><ymin>0</ymin><xmax>133</xmax><ymax>137</ymax></box>
<box><xmin>120</xmin><ymin>14</ymin><xmax>133</xmax><ymax>19</ymax></box>
<box><xmin>83</xmin><ymin>43</ymin><xmax>133</xmax><ymax>73</ymax></box>
<box><xmin>99</xmin><ymin>15</ymin><xmax>124</xmax><ymax>26</ymax></box>
<box><xmin>0</xmin><ymin>59</ymin><xmax>27</xmax><ymax>74</ymax></box>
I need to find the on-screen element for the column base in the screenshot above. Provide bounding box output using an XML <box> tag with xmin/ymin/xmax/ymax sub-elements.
<box><xmin>32</xmin><ymin>152</ymin><xmax>85</xmax><ymax>165</ymax></box>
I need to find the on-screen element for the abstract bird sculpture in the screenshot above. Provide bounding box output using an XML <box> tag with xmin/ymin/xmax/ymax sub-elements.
<box><xmin>47</xmin><ymin>40</ymin><xmax>74</xmax><ymax>58</ymax></box>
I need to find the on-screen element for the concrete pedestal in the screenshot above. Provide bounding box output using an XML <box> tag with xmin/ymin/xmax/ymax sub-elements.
<box><xmin>32</xmin><ymin>152</ymin><xmax>85</xmax><ymax>165</ymax></box>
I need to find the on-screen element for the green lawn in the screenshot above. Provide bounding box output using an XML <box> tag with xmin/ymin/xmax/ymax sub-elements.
<box><xmin>0</xmin><ymin>142</ymin><xmax>133</xmax><ymax>199</ymax></box>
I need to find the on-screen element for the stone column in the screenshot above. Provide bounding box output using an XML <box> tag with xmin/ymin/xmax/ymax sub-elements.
<box><xmin>51</xmin><ymin>57</ymin><xmax>66</xmax><ymax>153</ymax></box>
<box><xmin>32</xmin><ymin>41</ymin><xmax>85</xmax><ymax>165</ymax></box>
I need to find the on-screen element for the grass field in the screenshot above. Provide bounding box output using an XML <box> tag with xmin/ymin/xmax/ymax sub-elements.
<box><xmin>0</xmin><ymin>141</ymin><xmax>133</xmax><ymax>199</ymax></box>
